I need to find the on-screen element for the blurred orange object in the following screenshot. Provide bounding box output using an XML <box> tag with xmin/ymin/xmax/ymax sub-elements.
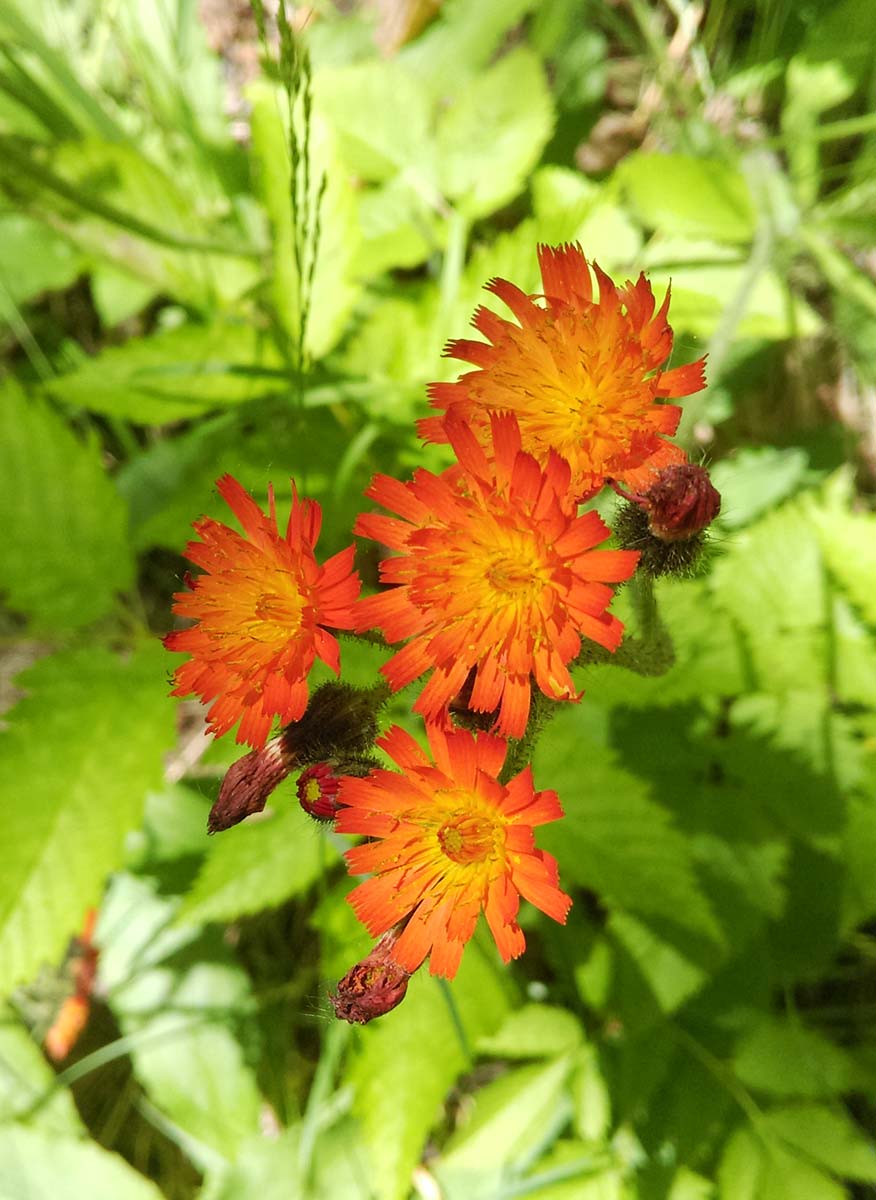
<box><xmin>44</xmin><ymin>908</ymin><xmax>99</xmax><ymax>1063</ymax></box>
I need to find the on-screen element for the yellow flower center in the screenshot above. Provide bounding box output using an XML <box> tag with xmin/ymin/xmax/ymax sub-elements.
<box><xmin>438</xmin><ymin>812</ymin><xmax>499</xmax><ymax>864</ymax></box>
<box><xmin>246</xmin><ymin>574</ymin><xmax>306</xmax><ymax>642</ymax></box>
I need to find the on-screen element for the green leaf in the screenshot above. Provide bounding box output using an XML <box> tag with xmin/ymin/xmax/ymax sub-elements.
<box><xmin>100</xmin><ymin>873</ymin><xmax>263</xmax><ymax>1165</ymax></box>
<box><xmin>0</xmin><ymin>643</ymin><xmax>172</xmax><ymax>996</ymax></box>
<box><xmin>535</xmin><ymin>714</ymin><xmax>720</xmax><ymax>942</ymax></box>
<box><xmin>733</xmin><ymin>1016</ymin><xmax>858</xmax><ymax>1099</ymax></box>
<box><xmin>608</xmin><ymin>913</ymin><xmax>710</xmax><ymax>1014</ymax></box>
<box><xmin>0</xmin><ymin>382</ymin><xmax>134</xmax><ymax>630</ymax></box>
<box><xmin>710</xmin><ymin>447</ymin><xmax>812</xmax><ymax>530</ymax></box>
<box><xmin>437</xmin><ymin>1056</ymin><xmax>574</xmax><ymax>1184</ymax></box>
<box><xmin>0</xmin><ymin>1125</ymin><xmax>165</xmax><ymax>1200</ymax></box>
<box><xmin>0</xmin><ymin>214</ymin><xmax>87</xmax><ymax>312</ymax></box>
<box><xmin>0</xmin><ymin>1005</ymin><xmax>83</xmax><ymax>1134</ymax></box>
<box><xmin>618</xmin><ymin>154</ymin><xmax>756</xmax><ymax>243</ymax></box>
<box><xmin>477</xmin><ymin>1004</ymin><xmax>583</xmax><ymax>1060</ymax></box>
<box><xmin>314</xmin><ymin>61</ymin><xmax>433</xmax><ymax>183</ymax></box>
<box><xmin>348</xmin><ymin>940</ymin><xmax>510</xmax><ymax>1200</ymax></box>
<box><xmin>762</xmin><ymin>1104</ymin><xmax>876</xmax><ymax>1182</ymax></box>
<box><xmin>436</xmin><ymin>48</ymin><xmax>554</xmax><ymax>219</ymax></box>
<box><xmin>718</xmin><ymin>1126</ymin><xmax>845</xmax><ymax>1200</ymax></box>
<box><xmin>177</xmin><ymin>803</ymin><xmax>336</xmax><ymax>926</ymax></box>
<box><xmin>44</xmin><ymin>320</ymin><xmax>286</xmax><ymax>424</ymax></box>
<box><xmin>398</xmin><ymin>0</ymin><xmax>541</xmax><ymax>98</ymax></box>
<box><xmin>810</xmin><ymin>494</ymin><xmax>876</xmax><ymax>627</ymax></box>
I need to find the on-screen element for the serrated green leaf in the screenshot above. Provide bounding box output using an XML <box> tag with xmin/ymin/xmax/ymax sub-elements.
<box><xmin>733</xmin><ymin>1016</ymin><xmax>858</xmax><ymax>1098</ymax></box>
<box><xmin>436</xmin><ymin>48</ymin><xmax>554</xmax><ymax>219</ymax></box>
<box><xmin>348</xmin><ymin>940</ymin><xmax>510</xmax><ymax>1200</ymax></box>
<box><xmin>811</xmin><ymin>500</ymin><xmax>876</xmax><ymax>627</ymax></box>
<box><xmin>477</xmin><ymin>1004</ymin><xmax>583</xmax><ymax>1060</ymax></box>
<box><xmin>719</xmin><ymin>1126</ymin><xmax>846</xmax><ymax>1200</ymax></box>
<box><xmin>535</xmin><ymin>712</ymin><xmax>720</xmax><ymax>942</ymax></box>
<box><xmin>0</xmin><ymin>1006</ymin><xmax>83</xmax><ymax>1134</ymax></box>
<box><xmin>762</xmin><ymin>1104</ymin><xmax>876</xmax><ymax>1182</ymax></box>
<box><xmin>0</xmin><ymin>643</ymin><xmax>172</xmax><ymax>996</ymax></box>
<box><xmin>100</xmin><ymin>873</ymin><xmax>263</xmax><ymax>1165</ymax></box>
<box><xmin>0</xmin><ymin>1125</ymin><xmax>165</xmax><ymax>1200</ymax></box>
<box><xmin>177</xmin><ymin>802</ymin><xmax>335</xmax><ymax>926</ymax></box>
<box><xmin>619</xmin><ymin>153</ymin><xmax>755</xmax><ymax>243</ymax></box>
<box><xmin>44</xmin><ymin>320</ymin><xmax>286</xmax><ymax>423</ymax></box>
<box><xmin>0</xmin><ymin>383</ymin><xmax>134</xmax><ymax>629</ymax></box>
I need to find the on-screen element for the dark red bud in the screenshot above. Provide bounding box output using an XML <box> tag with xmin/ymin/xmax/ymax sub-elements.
<box><xmin>208</xmin><ymin>736</ymin><xmax>294</xmax><ymax>833</ymax></box>
<box><xmin>330</xmin><ymin>926</ymin><xmax>411</xmax><ymax>1024</ymax></box>
<box><xmin>640</xmin><ymin>464</ymin><xmax>721</xmax><ymax>542</ymax></box>
<box><xmin>297</xmin><ymin>762</ymin><xmax>343</xmax><ymax>823</ymax></box>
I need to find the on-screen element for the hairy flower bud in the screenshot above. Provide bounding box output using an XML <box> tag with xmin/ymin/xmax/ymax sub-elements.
<box><xmin>283</xmin><ymin>681</ymin><xmax>384</xmax><ymax>766</ymax></box>
<box><xmin>330</xmin><ymin>926</ymin><xmax>412</xmax><ymax>1024</ymax></box>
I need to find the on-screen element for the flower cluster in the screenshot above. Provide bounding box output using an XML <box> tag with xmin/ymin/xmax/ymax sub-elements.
<box><xmin>164</xmin><ymin>244</ymin><xmax>715</xmax><ymax>1019</ymax></box>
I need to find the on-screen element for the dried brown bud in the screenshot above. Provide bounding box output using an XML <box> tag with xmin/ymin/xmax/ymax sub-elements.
<box><xmin>208</xmin><ymin>736</ymin><xmax>293</xmax><ymax>833</ymax></box>
<box><xmin>330</xmin><ymin>926</ymin><xmax>412</xmax><ymax>1024</ymax></box>
<box><xmin>297</xmin><ymin>763</ymin><xmax>343</xmax><ymax>823</ymax></box>
<box><xmin>639</xmin><ymin>464</ymin><xmax>721</xmax><ymax>542</ymax></box>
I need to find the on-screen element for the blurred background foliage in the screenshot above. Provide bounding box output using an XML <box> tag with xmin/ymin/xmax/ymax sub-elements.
<box><xmin>2</xmin><ymin>0</ymin><xmax>876</xmax><ymax>1197</ymax></box>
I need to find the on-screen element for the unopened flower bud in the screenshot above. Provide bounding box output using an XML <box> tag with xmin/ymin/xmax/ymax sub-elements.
<box><xmin>612</xmin><ymin>463</ymin><xmax>721</xmax><ymax>578</ymax></box>
<box><xmin>330</xmin><ymin>926</ymin><xmax>411</xmax><ymax>1024</ymax></box>
<box><xmin>282</xmin><ymin>681</ymin><xmax>384</xmax><ymax>766</ymax></box>
<box><xmin>640</xmin><ymin>464</ymin><xmax>721</xmax><ymax>542</ymax></box>
<box><xmin>208</xmin><ymin>736</ymin><xmax>293</xmax><ymax>834</ymax></box>
<box><xmin>297</xmin><ymin>763</ymin><xmax>343</xmax><ymax>823</ymax></box>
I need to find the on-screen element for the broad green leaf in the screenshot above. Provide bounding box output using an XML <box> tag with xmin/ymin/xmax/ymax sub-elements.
<box><xmin>398</xmin><ymin>0</ymin><xmax>541</xmax><ymax>98</ymax></box>
<box><xmin>44</xmin><ymin>320</ymin><xmax>286</xmax><ymax>424</ymax></box>
<box><xmin>810</xmin><ymin>496</ymin><xmax>876</xmax><ymax>628</ymax></box>
<box><xmin>348</xmin><ymin>940</ymin><xmax>510</xmax><ymax>1200</ymax></box>
<box><xmin>608</xmin><ymin>913</ymin><xmax>710</xmax><ymax>1014</ymax></box>
<box><xmin>490</xmin><ymin>1141</ymin><xmax>622</xmax><ymax>1200</ymax></box>
<box><xmin>0</xmin><ymin>643</ymin><xmax>172</xmax><ymax>996</ymax></box>
<box><xmin>719</xmin><ymin>1126</ymin><xmax>845</xmax><ymax>1200</ymax></box>
<box><xmin>0</xmin><ymin>1006</ymin><xmax>83</xmax><ymax>1134</ymax></box>
<box><xmin>314</xmin><ymin>61</ymin><xmax>433</xmax><ymax>182</ymax></box>
<box><xmin>0</xmin><ymin>214</ymin><xmax>86</xmax><ymax>312</ymax></box>
<box><xmin>177</xmin><ymin>803</ymin><xmax>336</xmax><ymax>927</ymax></box>
<box><xmin>477</xmin><ymin>1004</ymin><xmax>583</xmax><ymax>1060</ymax></box>
<box><xmin>249</xmin><ymin>81</ymin><xmax>361</xmax><ymax>361</ymax></box>
<box><xmin>100</xmin><ymin>873</ymin><xmax>263</xmax><ymax>1165</ymax></box>
<box><xmin>354</xmin><ymin>176</ymin><xmax>442</xmax><ymax>276</ymax></box>
<box><xmin>572</xmin><ymin>1044</ymin><xmax>612</xmax><ymax>1143</ymax></box>
<box><xmin>710</xmin><ymin>446</ymin><xmax>811</xmax><ymax>529</ymax></box>
<box><xmin>0</xmin><ymin>382</ymin><xmax>134</xmax><ymax>629</ymax></box>
<box><xmin>437</xmin><ymin>1056</ymin><xmax>574</xmax><ymax>1180</ymax></box>
<box><xmin>842</xmin><ymin>796</ymin><xmax>876</xmax><ymax>932</ymax></box>
<box><xmin>618</xmin><ymin>154</ymin><xmax>756</xmax><ymax>244</ymax></box>
<box><xmin>535</xmin><ymin>714</ymin><xmax>720</xmax><ymax>942</ymax></box>
<box><xmin>436</xmin><ymin>48</ymin><xmax>554</xmax><ymax>219</ymax></box>
<box><xmin>762</xmin><ymin>1104</ymin><xmax>876</xmax><ymax>1182</ymax></box>
<box><xmin>733</xmin><ymin>1016</ymin><xmax>859</xmax><ymax>1099</ymax></box>
<box><xmin>0</xmin><ymin>1125</ymin><xmax>165</xmax><ymax>1200</ymax></box>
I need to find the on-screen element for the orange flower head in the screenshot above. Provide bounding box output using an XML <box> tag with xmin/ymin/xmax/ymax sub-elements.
<box><xmin>164</xmin><ymin>475</ymin><xmax>360</xmax><ymax>748</ymax></box>
<box><xmin>337</xmin><ymin>724</ymin><xmax>571</xmax><ymax>979</ymax></box>
<box><xmin>419</xmin><ymin>243</ymin><xmax>706</xmax><ymax>499</ymax></box>
<box><xmin>355</xmin><ymin>414</ymin><xmax>639</xmax><ymax>738</ymax></box>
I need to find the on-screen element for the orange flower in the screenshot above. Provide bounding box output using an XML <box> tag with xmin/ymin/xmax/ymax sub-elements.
<box><xmin>419</xmin><ymin>243</ymin><xmax>706</xmax><ymax>500</ymax></box>
<box><xmin>337</xmin><ymin>724</ymin><xmax>571</xmax><ymax>978</ymax></box>
<box><xmin>355</xmin><ymin>414</ymin><xmax>638</xmax><ymax>738</ymax></box>
<box><xmin>164</xmin><ymin>475</ymin><xmax>360</xmax><ymax>748</ymax></box>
